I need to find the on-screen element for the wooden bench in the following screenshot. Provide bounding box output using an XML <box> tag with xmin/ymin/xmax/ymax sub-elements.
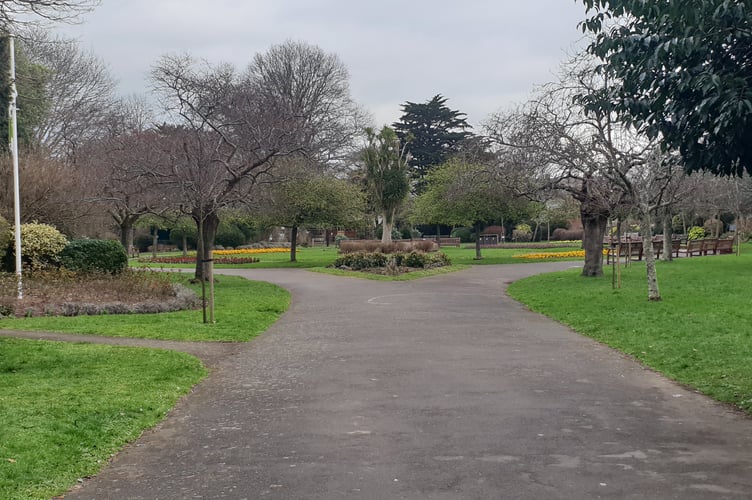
<box><xmin>605</xmin><ymin>241</ymin><xmax>643</xmax><ymax>264</ymax></box>
<box><xmin>652</xmin><ymin>239</ymin><xmax>681</xmax><ymax>259</ymax></box>
<box><xmin>711</xmin><ymin>238</ymin><xmax>734</xmax><ymax>255</ymax></box>
<box><xmin>424</xmin><ymin>237</ymin><xmax>461</xmax><ymax>247</ymax></box>
<box><xmin>683</xmin><ymin>239</ymin><xmax>705</xmax><ymax>257</ymax></box>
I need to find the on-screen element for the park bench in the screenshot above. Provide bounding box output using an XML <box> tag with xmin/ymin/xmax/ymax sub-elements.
<box><xmin>709</xmin><ymin>238</ymin><xmax>735</xmax><ymax>255</ymax></box>
<box><xmin>437</xmin><ymin>237</ymin><xmax>461</xmax><ymax>247</ymax></box>
<box><xmin>652</xmin><ymin>238</ymin><xmax>681</xmax><ymax>259</ymax></box>
<box><xmin>605</xmin><ymin>239</ymin><xmax>643</xmax><ymax>264</ymax></box>
<box><xmin>682</xmin><ymin>239</ymin><xmax>705</xmax><ymax>257</ymax></box>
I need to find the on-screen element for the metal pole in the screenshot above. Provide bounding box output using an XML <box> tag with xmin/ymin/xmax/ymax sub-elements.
<box><xmin>9</xmin><ymin>35</ymin><xmax>22</xmax><ymax>299</ymax></box>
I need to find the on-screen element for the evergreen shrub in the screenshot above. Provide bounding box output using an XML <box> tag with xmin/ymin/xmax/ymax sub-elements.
<box><xmin>60</xmin><ymin>239</ymin><xmax>128</xmax><ymax>274</ymax></box>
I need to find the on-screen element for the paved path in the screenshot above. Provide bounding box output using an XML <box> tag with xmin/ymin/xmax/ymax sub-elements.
<box><xmin>34</xmin><ymin>263</ymin><xmax>752</xmax><ymax>498</ymax></box>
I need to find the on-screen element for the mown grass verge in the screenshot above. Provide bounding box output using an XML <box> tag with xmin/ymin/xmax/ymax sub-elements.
<box><xmin>1</xmin><ymin>274</ymin><xmax>290</xmax><ymax>342</ymax></box>
<box><xmin>507</xmin><ymin>253</ymin><xmax>752</xmax><ymax>414</ymax></box>
<box><xmin>133</xmin><ymin>245</ymin><xmax>584</xmax><ymax>270</ymax></box>
<box><xmin>0</xmin><ymin>338</ymin><xmax>206</xmax><ymax>500</ymax></box>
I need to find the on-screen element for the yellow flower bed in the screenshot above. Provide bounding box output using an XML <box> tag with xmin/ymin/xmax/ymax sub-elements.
<box><xmin>514</xmin><ymin>249</ymin><xmax>609</xmax><ymax>260</ymax></box>
<box><xmin>214</xmin><ymin>248</ymin><xmax>289</xmax><ymax>256</ymax></box>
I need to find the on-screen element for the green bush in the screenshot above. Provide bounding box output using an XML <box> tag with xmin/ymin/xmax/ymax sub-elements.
<box><xmin>4</xmin><ymin>222</ymin><xmax>68</xmax><ymax>271</ymax></box>
<box><xmin>450</xmin><ymin>227</ymin><xmax>474</xmax><ymax>243</ymax></box>
<box><xmin>215</xmin><ymin>223</ymin><xmax>246</xmax><ymax>248</ymax></box>
<box><xmin>513</xmin><ymin>223</ymin><xmax>533</xmax><ymax>242</ymax></box>
<box><xmin>60</xmin><ymin>239</ymin><xmax>128</xmax><ymax>274</ymax></box>
<box><xmin>333</xmin><ymin>251</ymin><xmax>450</xmax><ymax>270</ymax></box>
<box><xmin>688</xmin><ymin>226</ymin><xmax>706</xmax><ymax>240</ymax></box>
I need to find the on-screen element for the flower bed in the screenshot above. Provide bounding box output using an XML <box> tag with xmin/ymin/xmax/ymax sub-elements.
<box><xmin>138</xmin><ymin>256</ymin><xmax>260</xmax><ymax>264</ymax></box>
<box><xmin>513</xmin><ymin>249</ymin><xmax>608</xmax><ymax>260</ymax></box>
<box><xmin>214</xmin><ymin>248</ymin><xmax>289</xmax><ymax>255</ymax></box>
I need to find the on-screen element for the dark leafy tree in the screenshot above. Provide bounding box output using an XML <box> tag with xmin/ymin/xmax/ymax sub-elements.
<box><xmin>392</xmin><ymin>94</ymin><xmax>472</xmax><ymax>192</ymax></box>
<box><xmin>581</xmin><ymin>0</ymin><xmax>752</xmax><ymax>176</ymax></box>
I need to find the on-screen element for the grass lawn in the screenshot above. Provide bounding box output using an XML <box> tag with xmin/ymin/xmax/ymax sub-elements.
<box><xmin>0</xmin><ymin>337</ymin><xmax>206</xmax><ymax>500</ymax></box>
<box><xmin>508</xmin><ymin>252</ymin><xmax>752</xmax><ymax>414</ymax></box>
<box><xmin>1</xmin><ymin>274</ymin><xmax>290</xmax><ymax>342</ymax></box>
<box><xmin>440</xmin><ymin>245</ymin><xmax>584</xmax><ymax>265</ymax></box>
<box><xmin>135</xmin><ymin>245</ymin><xmax>584</xmax><ymax>271</ymax></box>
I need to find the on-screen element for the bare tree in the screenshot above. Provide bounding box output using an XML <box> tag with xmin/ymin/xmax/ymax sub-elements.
<box><xmin>78</xmin><ymin>126</ymin><xmax>168</xmax><ymax>251</ymax></box>
<box><xmin>0</xmin><ymin>0</ymin><xmax>98</xmax><ymax>28</ymax></box>
<box><xmin>152</xmin><ymin>41</ymin><xmax>360</xmax><ymax>279</ymax></box>
<box><xmin>0</xmin><ymin>149</ymin><xmax>89</xmax><ymax>233</ymax></box>
<box><xmin>487</xmin><ymin>60</ymin><xmax>639</xmax><ymax>277</ymax></box>
<box><xmin>19</xmin><ymin>29</ymin><xmax>116</xmax><ymax>160</ymax></box>
<box><xmin>248</xmin><ymin>39</ymin><xmax>367</xmax><ymax>166</ymax></box>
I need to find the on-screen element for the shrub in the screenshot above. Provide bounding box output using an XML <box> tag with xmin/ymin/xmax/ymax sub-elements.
<box><xmin>339</xmin><ymin>240</ymin><xmax>437</xmax><ymax>254</ymax></box>
<box><xmin>513</xmin><ymin>223</ymin><xmax>533</xmax><ymax>242</ymax></box>
<box><xmin>4</xmin><ymin>222</ymin><xmax>68</xmax><ymax>271</ymax></box>
<box><xmin>215</xmin><ymin>223</ymin><xmax>246</xmax><ymax>248</ymax></box>
<box><xmin>333</xmin><ymin>251</ymin><xmax>450</xmax><ymax>270</ymax></box>
<box><xmin>412</xmin><ymin>240</ymin><xmax>438</xmax><ymax>252</ymax></box>
<box><xmin>60</xmin><ymin>239</ymin><xmax>128</xmax><ymax>274</ymax></box>
<box><xmin>688</xmin><ymin>226</ymin><xmax>706</xmax><ymax>240</ymax></box>
<box><xmin>551</xmin><ymin>228</ymin><xmax>584</xmax><ymax>241</ymax></box>
<box><xmin>450</xmin><ymin>227</ymin><xmax>474</xmax><ymax>243</ymax></box>
<box><xmin>334</xmin><ymin>251</ymin><xmax>389</xmax><ymax>270</ymax></box>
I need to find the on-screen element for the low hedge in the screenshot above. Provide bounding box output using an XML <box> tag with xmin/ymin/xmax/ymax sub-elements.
<box><xmin>333</xmin><ymin>251</ymin><xmax>450</xmax><ymax>270</ymax></box>
<box><xmin>60</xmin><ymin>239</ymin><xmax>128</xmax><ymax>274</ymax></box>
<box><xmin>339</xmin><ymin>240</ymin><xmax>437</xmax><ymax>254</ymax></box>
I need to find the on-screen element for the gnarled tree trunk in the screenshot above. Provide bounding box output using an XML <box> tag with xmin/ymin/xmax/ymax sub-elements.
<box><xmin>581</xmin><ymin>209</ymin><xmax>608</xmax><ymax>277</ymax></box>
<box><xmin>193</xmin><ymin>209</ymin><xmax>220</xmax><ymax>281</ymax></box>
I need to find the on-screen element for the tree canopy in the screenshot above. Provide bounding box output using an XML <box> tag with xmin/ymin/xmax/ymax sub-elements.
<box><xmin>361</xmin><ymin>126</ymin><xmax>410</xmax><ymax>243</ymax></box>
<box><xmin>581</xmin><ymin>0</ymin><xmax>752</xmax><ymax>177</ymax></box>
<box><xmin>392</xmin><ymin>94</ymin><xmax>472</xmax><ymax>192</ymax></box>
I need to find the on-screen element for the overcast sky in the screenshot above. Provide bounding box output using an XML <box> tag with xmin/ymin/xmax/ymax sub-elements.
<box><xmin>54</xmin><ymin>1</ymin><xmax>587</xmax><ymax>128</ymax></box>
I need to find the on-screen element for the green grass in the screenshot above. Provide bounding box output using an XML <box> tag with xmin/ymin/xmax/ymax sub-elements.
<box><xmin>135</xmin><ymin>247</ymin><xmax>340</xmax><ymax>269</ymax></box>
<box><xmin>0</xmin><ymin>337</ymin><xmax>206</xmax><ymax>500</ymax></box>
<box><xmin>508</xmin><ymin>253</ymin><xmax>752</xmax><ymax>413</ymax></box>
<box><xmin>440</xmin><ymin>245</ymin><xmax>583</xmax><ymax>265</ymax></box>
<box><xmin>1</xmin><ymin>274</ymin><xmax>290</xmax><ymax>342</ymax></box>
<box><xmin>310</xmin><ymin>264</ymin><xmax>469</xmax><ymax>281</ymax></box>
<box><xmin>135</xmin><ymin>245</ymin><xmax>583</xmax><ymax>271</ymax></box>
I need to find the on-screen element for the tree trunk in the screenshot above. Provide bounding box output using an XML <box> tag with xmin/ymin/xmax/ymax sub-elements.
<box><xmin>436</xmin><ymin>223</ymin><xmax>441</xmax><ymax>248</ymax></box>
<box><xmin>151</xmin><ymin>227</ymin><xmax>159</xmax><ymax>258</ymax></box>
<box><xmin>290</xmin><ymin>225</ymin><xmax>298</xmax><ymax>262</ymax></box>
<box><xmin>118</xmin><ymin>217</ymin><xmax>132</xmax><ymax>250</ymax></box>
<box><xmin>381</xmin><ymin>210</ymin><xmax>394</xmax><ymax>243</ymax></box>
<box><xmin>641</xmin><ymin>208</ymin><xmax>661</xmax><ymax>301</ymax></box>
<box><xmin>661</xmin><ymin>211</ymin><xmax>672</xmax><ymax>262</ymax></box>
<box><xmin>182</xmin><ymin>234</ymin><xmax>188</xmax><ymax>257</ymax></box>
<box><xmin>581</xmin><ymin>208</ymin><xmax>608</xmax><ymax>277</ymax></box>
<box><xmin>474</xmin><ymin>222</ymin><xmax>483</xmax><ymax>260</ymax></box>
<box><xmin>193</xmin><ymin>210</ymin><xmax>220</xmax><ymax>280</ymax></box>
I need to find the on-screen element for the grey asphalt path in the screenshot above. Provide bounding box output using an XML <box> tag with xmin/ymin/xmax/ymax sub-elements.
<box><xmin>56</xmin><ymin>262</ymin><xmax>752</xmax><ymax>499</ymax></box>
